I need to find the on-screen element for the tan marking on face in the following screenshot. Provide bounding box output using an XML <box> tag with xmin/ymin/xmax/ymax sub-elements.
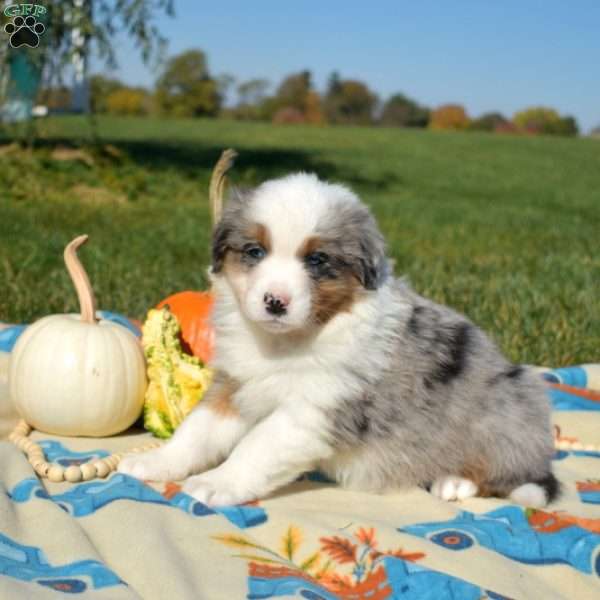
<box><xmin>206</xmin><ymin>373</ymin><xmax>240</xmax><ymax>418</ymax></box>
<box><xmin>220</xmin><ymin>221</ymin><xmax>271</xmax><ymax>276</ymax></box>
<box><xmin>296</xmin><ymin>235</ymin><xmax>321</xmax><ymax>259</ymax></box>
<box><xmin>252</xmin><ymin>222</ymin><xmax>271</xmax><ymax>252</ymax></box>
<box><xmin>222</xmin><ymin>250</ymin><xmax>245</xmax><ymax>274</ymax></box>
<box><xmin>312</xmin><ymin>274</ymin><xmax>361</xmax><ymax>325</ymax></box>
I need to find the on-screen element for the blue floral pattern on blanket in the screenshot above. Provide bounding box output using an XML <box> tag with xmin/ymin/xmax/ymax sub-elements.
<box><xmin>37</xmin><ymin>440</ymin><xmax>110</xmax><ymax>467</ymax></box>
<box><xmin>0</xmin><ymin>532</ymin><xmax>124</xmax><ymax>593</ymax></box>
<box><xmin>9</xmin><ymin>472</ymin><xmax>266</xmax><ymax>529</ymax></box>
<box><xmin>400</xmin><ymin>506</ymin><xmax>600</xmax><ymax>576</ymax></box>
<box><xmin>554</xmin><ymin>448</ymin><xmax>600</xmax><ymax>461</ymax></box>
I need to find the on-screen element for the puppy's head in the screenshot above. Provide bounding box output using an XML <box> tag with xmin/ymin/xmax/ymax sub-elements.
<box><xmin>212</xmin><ymin>173</ymin><xmax>387</xmax><ymax>334</ymax></box>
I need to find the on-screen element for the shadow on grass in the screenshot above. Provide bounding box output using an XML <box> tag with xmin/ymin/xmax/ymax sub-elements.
<box><xmin>6</xmin><ymin>135</ymin><xmax>400</xmax><ymax>191</ymax></box>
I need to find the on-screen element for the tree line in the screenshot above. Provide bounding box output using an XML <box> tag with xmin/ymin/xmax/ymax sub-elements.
<box><xmin>40</xmin><ymin>48</ymin><xmax>580</xmax><ymax>136</ymax></box>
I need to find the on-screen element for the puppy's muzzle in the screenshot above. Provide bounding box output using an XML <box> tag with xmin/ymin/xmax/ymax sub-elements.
<box><xmin>264</xmin><ymin>292</ymin><xmax>289</xmax><ymax>316</ymax></box>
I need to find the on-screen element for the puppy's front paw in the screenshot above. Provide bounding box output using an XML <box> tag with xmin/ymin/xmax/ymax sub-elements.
<box><xmin>182</xmin><ymin>470</ymin><xmax>253</xmax><ymax>507</ymax></box>
<box><xmin>431</xmin><ymin>476</ymin><xmax>478</xmax><ymax>501</ymax></box>
<box><xmin>118</xmin><ymin>449</ymin><xmax>191</xmax><ymax>482</ymax></box>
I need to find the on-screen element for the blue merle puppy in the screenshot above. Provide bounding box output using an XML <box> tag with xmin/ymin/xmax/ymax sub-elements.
<box><xmin>119</xmin><ymin>173</ymin><xmax>558</xmax><ymax>507</ymax></box>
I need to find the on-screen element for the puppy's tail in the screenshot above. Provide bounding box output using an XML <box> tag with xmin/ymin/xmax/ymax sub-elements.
<box><xmin>509</xmin><ymin>473</ymin><xmax>560</xmax><ymax>508</ymax></box>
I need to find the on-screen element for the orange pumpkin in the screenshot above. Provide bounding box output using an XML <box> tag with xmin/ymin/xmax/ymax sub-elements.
<box><xmin>156</xmin><ymin>291</ymin><xmax>214</xmax><ymax>363</ymax></box>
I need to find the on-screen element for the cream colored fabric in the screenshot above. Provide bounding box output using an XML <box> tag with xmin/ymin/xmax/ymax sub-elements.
<box><xmin>1</xmin><ymin>355</ymin><xmax>600</xmax><ymax>599</ymax></box>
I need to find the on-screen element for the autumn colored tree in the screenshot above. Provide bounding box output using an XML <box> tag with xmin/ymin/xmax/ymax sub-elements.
<box><xmin>380</xmin><ymin>93</ymin><xmax>429</xmax><ymax>127</ymax></box>
<box><xmin>154</xmin><ymin>49</ymin><xmax>221</xmax><ymax>117</ymax></box>
<box><xmin>429</xmin><ymin>104</ymin><xmax>470</xmax><ymax>130</ymax></box>
<box><xmin>324</xmin><ymin>72</ymin><xmax>378</xmax><ymax>125</ymax></box>
<box><xmin>512</xmin><ymin>107</ymin><xmax>578</xmax><ymax>136</ymax></box>
<box><xmin>89</xmin><ymin>75</ymin><xmax>124</xmax><ymax>113</ymax></box>
<box><xmin>267</xmin><ymin>70</ymin><xmax>324</xmax><ymax>124</ymax></box>
<box><xmin>106</xmin><ymin>87</ymin><xmax>151</xmax><ymax>116</ymax></box>
<box><xmin>275</xmin><ymin>70</ymin><xmax>312</xmax><ymax>112</ymax></box>
<box><xmin>304</xmin><ymin>90</ymin><xmax>324</xmax><ymax>124</ymax></box>
<box><xmin>272</xmin><ymin>106</ymin><xmax>305</xmax><ymax>124</ymax></box>
<box><xmin>513</xmin><ymin>107</ymin><xmax>560</xmax><ymax>134</ymax></box>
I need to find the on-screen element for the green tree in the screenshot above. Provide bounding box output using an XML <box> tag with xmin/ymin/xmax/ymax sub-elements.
<box><xmin>380</xmin><ymin>93</ymin><xmax>429</xmax><ymax>128</ymax></box>
<box><xmin>234</xmin><ymin>78</ymin><xmax>270</xmax><ymax>120</ymax></box>
<box><xmin>237</xmin><ymin>79</ymin><xmax>270</xmax><ymax>107</ymax></box>
<box><xmin>275</xmin><ymin>71</ymin><xmax>312</xmax><ymax>112</ymax></box>
<box><xmin>154</xmin><ymin>49</ymin><xmax>221</xmax><ymax>117</ymax></box>
<box><xmin>553</xmin><ymin>115</ymin><xmax>579</xmax><ymax>136</ymax></box>
<box><xmin>324</xmin><ymin>73</ymin><xmax>378</xmax><ymax>125</ymax></box>
<box><xmin>469</xmin><ymin>112</ymin><xmax>509</xmax><ymax>132</ymax></box>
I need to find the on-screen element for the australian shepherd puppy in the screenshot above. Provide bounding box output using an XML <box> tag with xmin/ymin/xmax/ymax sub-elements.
<box><xmin>119</xmin><ymin>173</ymin><xmax>558</xmax><ymax>508</ymax></box>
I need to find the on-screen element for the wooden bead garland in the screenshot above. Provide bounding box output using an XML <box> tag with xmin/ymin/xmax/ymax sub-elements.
<box><xmin>9</xmin><ymin>416</ymin><xmax>600</xmax><ymax>484</ymax></box>
<box><xmin>8</xmin><ymin>419</ymin><xmax>162</xmax><ymax>482</ymax></box>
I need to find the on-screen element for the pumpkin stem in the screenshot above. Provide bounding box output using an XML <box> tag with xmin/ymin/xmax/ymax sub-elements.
<box><xmin>64</xmin><ymin>235</ymin><xmax>97</xmax><ymax>324</ymax></box>
<box><xmin>209</xmin><ymin>148</ymin><xmax>237</xmax><ymax>228</ymax></box>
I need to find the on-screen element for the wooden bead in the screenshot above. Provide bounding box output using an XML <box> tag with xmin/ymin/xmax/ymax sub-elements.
<box><xmin>21</xmin><ymin>440</ymin><xmax>36</xmax><ymax>453</ymax></box>
<box><xmin>107</xmin><ymin>454</ymin><xmax>121</xmax><ymax>466</ymax></box>
<box><xmin>15</xmin><ymin>422</ymin><xmax>30</xmax><ymax>435</ymax></box>
<box><xmin>34</xmin><ymin>462</ymin><xmax>50</xmax><ymax>477</ymax></box>
<box><xmin>8</xmin><ymin>432</ymin><xmax>18</xmax><ymax>443</ymax></box>
<box><xmin>28</xmin><ymin>449</ymin><xmax>44</xmax><ymax>460</ymax></box>
<box><xmin>585</xmin><ymin>444</ymin><xmax>598</xmax><ymax>452</ymax></box>
<box><xmin>80</xmin><ymin>463</ymin><xmax>97</xmax><ymax>481</ymax></box>
<box><xmin>570</xmin><ymin>442</ymin><xmax>583</xmax><ymax>450</ymax></box>
<box><xmin>16</xmin><ymin>437</ymin><xmax>30</xmax><ymax>451</ymax></box>
<box><xmin>47</xmin><ymin>465</ymin><xmax>65</xmax><ymax>482</ymax></box>
<box><xmin>64</xmin><ymin>466</ymin><xmax>83</xmax><ymax>483</ymax></box>
<box><xmin>94</xmin><ymin>461</ymin><xmax>111</xmax><ymax>478</ymax></box>
<box><xmin>556</xmin><ymin>440</ymin><xmax>570</xmax><ymax>450</ymax></box>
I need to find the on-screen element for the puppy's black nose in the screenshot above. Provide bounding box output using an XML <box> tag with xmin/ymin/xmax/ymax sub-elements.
<box><xmin>264</xmin><ymin>292</ymin><xmax>288</xmax><ymax>316</ymax></box>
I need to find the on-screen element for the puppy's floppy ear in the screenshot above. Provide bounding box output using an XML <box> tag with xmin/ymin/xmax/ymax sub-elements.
<box><xmin>211</xmin><ymin>219</ymin><xmax>231</xmax><ymax>274</ymax></box>
<box><xmin>354</xmin><ymin>232</ymin><xmax>387</xmax><ymax>290</ymax></box>
<box><xmin>331</xmin><ymin>202</ymin><xmax>388</xmax><ymax>290</ymax></box>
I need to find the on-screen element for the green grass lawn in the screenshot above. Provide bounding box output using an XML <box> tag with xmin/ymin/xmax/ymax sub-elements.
<box><xmin>1</xmin><ymin>115</ymin><xmax>599</xmax><ymax>366</ymax></box>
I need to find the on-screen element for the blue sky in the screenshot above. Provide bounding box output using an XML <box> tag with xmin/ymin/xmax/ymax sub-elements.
<box><xmin>103</xmin><ymin>0</ymin><xmax>600</xmax><ymax>131</ymax></box>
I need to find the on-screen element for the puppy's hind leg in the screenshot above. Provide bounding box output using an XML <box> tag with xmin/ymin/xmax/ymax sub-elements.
<box><xmin>431</xmin><ymin>476</ymin><xmax>479</xmax><ymax>501</ymax></box>
<box><xmin>509</xmin><ymin>473</ymin><xmax>560</xmax><ymax>508</ymax></box>
<box><xmin>119</xmin><ymin>377</ymin><xmax>248</xmax><ymax>482</ymax></box>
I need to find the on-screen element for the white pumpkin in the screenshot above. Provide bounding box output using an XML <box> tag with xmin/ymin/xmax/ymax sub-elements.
<box><xmin>9</xmin><ymin>235</ymin><xmax>147</xmax><ymax>437</ymax></box>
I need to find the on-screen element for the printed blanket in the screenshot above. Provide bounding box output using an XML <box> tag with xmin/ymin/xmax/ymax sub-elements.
<box><xmin>1</xmin><ymin>321</ymin><xmax>599</xmax><ymax>599</ymax></box>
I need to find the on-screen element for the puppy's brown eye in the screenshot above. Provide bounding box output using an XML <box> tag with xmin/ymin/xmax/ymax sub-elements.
<box><xmin>243</xmin><ymin>244</ymin><xmax>266</xmax><ymax>260</ymax></box>
<box><xmin>305</xmin><ymin>252</ymin><xmax>328</xmax><ymax>267</ymax></box>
